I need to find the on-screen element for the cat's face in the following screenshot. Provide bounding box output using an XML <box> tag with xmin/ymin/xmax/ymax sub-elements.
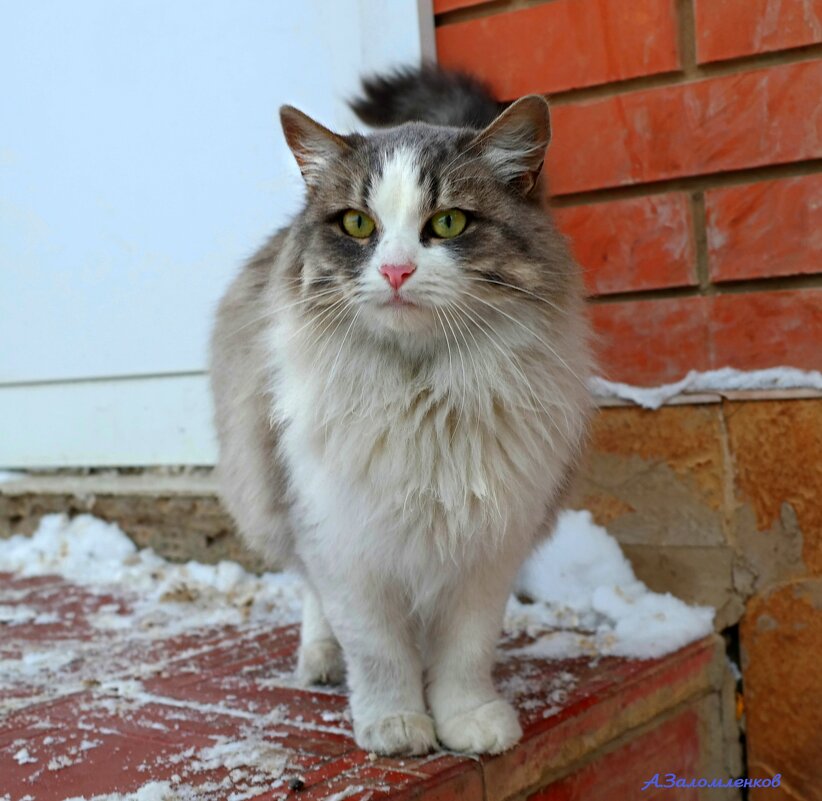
<box><xmin>281</xmin><ymin>98</ymin><xmax>558</xmax><ymax>344</ymax></box>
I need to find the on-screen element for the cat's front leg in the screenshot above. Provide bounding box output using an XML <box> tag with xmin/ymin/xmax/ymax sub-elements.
<box><xmin>425</xmin><ymin>565</ymin><xmax>522</xmax><ymax>754</ymax></box>
<box><xmin>313</xmin><ymin>571</ymin><xmax>437</xmax><ymax>756</ymax></box>
<box><xmin>297</xmin><ymin>583</ymin><xmax>345</xmax><ymax>686</ymax></box>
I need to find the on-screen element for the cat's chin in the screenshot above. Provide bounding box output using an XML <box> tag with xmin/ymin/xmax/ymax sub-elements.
<box><xmin>365</xmin><ymin>301</ymin><xmax>436</xmax><ymax>336</ymax></box>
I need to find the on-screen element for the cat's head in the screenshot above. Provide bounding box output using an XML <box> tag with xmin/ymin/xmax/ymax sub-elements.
<box><xmin>280</xmin><ymin>97</ymin><xmax>562</xmax><ymax>345</ymax></box>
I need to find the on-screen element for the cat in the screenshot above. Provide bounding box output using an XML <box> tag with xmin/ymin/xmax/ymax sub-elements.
<box><xmin>209</xmin><ymin>66</ymin><xmax>593</xmax><ymax>756</ymax></box>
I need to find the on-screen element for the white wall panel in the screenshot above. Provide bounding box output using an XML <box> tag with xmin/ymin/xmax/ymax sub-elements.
<box><xmin>0</xmin><ymin>0</ymin><xmax>434</xmax><ymax>467</ymax></box>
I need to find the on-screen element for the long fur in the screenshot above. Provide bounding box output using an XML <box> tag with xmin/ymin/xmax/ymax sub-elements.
<box><xmin>210</xmin><ymin>66</ymin><xmax>593</xmax><ymax>757</ymax></box>
<box><xmin>351</xmin><ymin>64</ymin><xmax>505</xmax><ymax>128</ymax></box>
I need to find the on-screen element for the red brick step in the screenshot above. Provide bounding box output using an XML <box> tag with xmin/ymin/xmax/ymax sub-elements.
<box><xmin>0</xmin><ymin>573</ymin><xmax>726</xmax><ymax>800</ymax></box>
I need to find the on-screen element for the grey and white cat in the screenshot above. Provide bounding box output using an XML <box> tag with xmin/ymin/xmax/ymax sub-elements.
<box><xmin>210</xmin><ymin>67</ymin><xmax>593</xmax><ymax>756</ymax></box>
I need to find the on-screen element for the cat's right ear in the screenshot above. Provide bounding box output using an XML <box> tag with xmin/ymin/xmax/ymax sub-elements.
<box><xmin>280</xmin><ymin>106</ymin><xmax>350</xmax><ymax>187</ymax></box>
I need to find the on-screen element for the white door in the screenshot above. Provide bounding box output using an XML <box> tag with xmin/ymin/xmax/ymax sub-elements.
<box><xmin>0</xmin><ymin>0</ymin><xmax>434</xmax><ymax>467</ymax></box>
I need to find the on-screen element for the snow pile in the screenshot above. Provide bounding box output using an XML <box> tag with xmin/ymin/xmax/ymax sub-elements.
<box><xmin>0</xmin><ymin>514</ymin><xmax>302</xmax><ymax>637</ymax></box>
<box><xmin>591</xmin><ymin>366</ymin><xmax>822</xmax><ymax>409</ymax></box>
<box><xmin>507</xmin><ymin>510</ymin><xmax>714</xmax><ymax>659</ymax></box>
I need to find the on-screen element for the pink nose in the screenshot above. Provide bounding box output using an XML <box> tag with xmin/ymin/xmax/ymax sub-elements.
<box><xmin>379</xmin><ymin>262</ymin><xmax>416</xmax><ymax>290</ymax></box>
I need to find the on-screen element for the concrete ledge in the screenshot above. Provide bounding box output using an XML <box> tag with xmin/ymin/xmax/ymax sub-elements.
<box><xmin>0</xmin><ymin>471</ymin><xmax>218</xmax><ymax>498</ymax></box>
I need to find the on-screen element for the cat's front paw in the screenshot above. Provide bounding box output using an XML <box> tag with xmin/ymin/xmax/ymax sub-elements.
<box><xmin>355</xmin><ymin>712</ymin><xmax>437</xmax><ymax>756</ymax></box>
<box><xmin>436</xmin><ymin>699</ymin><xmax>522</xmax><ymax>754</ymax></box>
<box><xmin>297</xmin><ymin>638</ymin><xmax>345</xmax><ymax>686</ymax></box>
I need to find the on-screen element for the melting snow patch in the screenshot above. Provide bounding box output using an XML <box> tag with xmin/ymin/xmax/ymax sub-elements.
<box><xmin>13</xmin><ymin>747</ymin><xmax>37</xmax><ymax>765</ymax></box>
<box><xmin>506</xmin><ymin>510</ymin><xmax>714</xmax><ymax>659</ymax></box>
<box><xmin>0</xmin><ymin>513</ymin><xmax>303</xmax><ymax>637</ymax></box>
<box><xmin>0</xmin><ymin>648</ymin><xmax>78</xmax><ymax>681</ymax></box>
<box><xmin>64</xmin><ymin>782</ymin><xmax>185</xmax><ymax>801</ymax></box>
<box><xmin>141</xmin><ymin>716</ymin><xmax>290</xmax><ymax>800</ymax></box>
<box><xmin>0</xmin><ymin>605</ymin><xmax>37</xmax><ymax>626</ymax></box>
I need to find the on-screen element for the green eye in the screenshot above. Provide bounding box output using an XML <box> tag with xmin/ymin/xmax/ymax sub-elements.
<box><xmin>341</xmin><ymin>209</ymin><xmax>376</xmax><ymax>238</ymax></box>
<box><xmin>429</xmin><ymin>209</ymin><xmax>468</xmax><ymax>239</ymax></box>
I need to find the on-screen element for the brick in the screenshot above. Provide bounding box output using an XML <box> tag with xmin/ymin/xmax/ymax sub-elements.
<box><xmin>549</xmin><ymin>61</ymin><xmax>822</xmax><ymax>195</ymax></box>
<box><xmin>709</xmin><ymin>289</ymin><xmax>822</xmax><ymax>373</ymax></box>
<box><xmin>696</xmin><ymin>0</ymin><xmax>822</xmax><ymax>64</ymax></box>
<box><xmin>706</xmin><ymin>174</ymin><xmax>822</xmax><ymax>282</ymax></box>
<box><xmin>588</xmin><ymin>296</ymin><xmax>710</xmax><ymax>385</ymax></box>
<box><xmin>741</xmin><ymin>579</ymin><xmax>822</xmax><ymax>799</ymax></box>
<box><xmin>555</xmin><ymin>194</ymin><xmax>696</xmax><ymax>296</ymax></box>
<box><xmin>726</xmin><ymin>399</ymin><xmax>822</xmax><ymax>575</ymax></box>
<box><xmin>435</xmin><ymin>0</ymin><xmax>680</xmax><ymax>97</ymax></box>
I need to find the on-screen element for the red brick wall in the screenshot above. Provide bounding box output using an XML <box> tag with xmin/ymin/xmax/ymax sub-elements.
<box><xmin>434</xmin><ymin>0</ymin><xmax>822</xmax><ymax>385</ymax></box>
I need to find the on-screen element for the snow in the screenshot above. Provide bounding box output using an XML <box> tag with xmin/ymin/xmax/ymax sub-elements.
<box><xmin>13</xmin><ymin>747</ymin><xmax>37</xmax><ymax>765</ymax></box>
<box><xmin>590</xmin><ymin>366</ymin><xmax>822</xmax><ymax>409</ymax></box>
<box><xmin>0</xmin><ymin>511</ymin><xmax>712</xmax><ymax>666</ymax></box>
<box><xmin>0</xmin><ymin>514</ymin><xmax>303</xmax><ymax>638</ymax></box>
<box><xmin>64</xmin><ymin>782</ymin><xmax>186</xmax><ymax>801</ymax></box>
<box><xmin>0</xmin><ymin>605</ymin><xmax>38</xmax><ymax>625</ymax></box>
<box><xmin>0</xmin><ymin>470</ymin><xmax>26</xmax><ymax>483</ymax></box>
<box><xmin>508</xmin><ymin>510</ymin><xmax>714</xmax><ymax>659</ymax></box>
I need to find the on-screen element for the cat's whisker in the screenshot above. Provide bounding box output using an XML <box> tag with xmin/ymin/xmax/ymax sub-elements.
<box><xmin>450</xmin><ymin>290</ymin><xmax>570</xmax><ymax>440</ymax></box>
<box><xmin>444</xmin><ymin>301</ymin><xmax>485</xmax><ymax>446</ymax></box>
<box><xmin>281</xmin><ymin>295</ymin><xmax>350</xmax><ymax>348</ymax></box>
<box><xmin>227</xmin><ymin>287</ymin><xmax>343</xmax><ymax>339</ymax></box>
<box><xmin>439</xmin><ymin>304</ymin><xmax>469</xmax><ymax>449</ymax></box>
<box><xmin>461</xmin><ymin>277</ymin><xmax>570</xmax><ymax>318</ymax></box>
<box><xmin>450</xmin><ymin>298</ymin><xmax>543</xmax><ymax>418</ymax></box>
<box><xmin>460</xmin><ymin>290</ymin><xmax>587</xmax><ymax>390</ymax></box>
<box><xmin>324</xmin><ymin>306</ymin><xmax>362</xmax><ymax>395</ymax></box>
<box><xmin>440</xmin><ymin>304</ymin><xmax>476</xmax><ymax>504</ymax></box>
<box><xmin>313</xmin><ymin>299</ymin><xmax>356</xmax><ymax>363</ymax></box>
<box><xmin>432</xmin><ymin>306</ymin><xmax>455</xmax><ymax>421</ymax></box>
<box><xmin>312</xmin><ymin>301</ymin><xmax>357</xmax><ymax>448</ymax></box>
<box><xmin>450</xmin><ymin>297</ymin><xmax>574</xmax><ymax>447</ymax></box>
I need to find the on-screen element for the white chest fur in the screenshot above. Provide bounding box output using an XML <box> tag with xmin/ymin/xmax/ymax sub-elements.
<box><xmin>270</xmin><ymin>316</ymin><xmax>580</xmax><ymax>569</ymax></box>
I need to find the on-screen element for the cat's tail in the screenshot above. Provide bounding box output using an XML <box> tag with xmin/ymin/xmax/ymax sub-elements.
<box><xmin>350</xmin><ymin>64</ymin><xmax>505</xmax><ymax>130</ymax></box>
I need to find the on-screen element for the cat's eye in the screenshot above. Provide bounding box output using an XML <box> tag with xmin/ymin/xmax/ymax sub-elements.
<box><xmin>428</xmin><ymin>209</ymin><xmax>468</xmax><ymax>239</ymax></box>
<box><xmin>341</xmin><ymin>209</ymin><xmax>376</xmax><ymax>239</ymax></box>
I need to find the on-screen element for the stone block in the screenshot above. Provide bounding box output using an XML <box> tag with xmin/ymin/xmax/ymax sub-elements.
<box><xmin>741</xmin><ymin>579</ymin><xmax>822</xmax><ymax>800</ymax></box>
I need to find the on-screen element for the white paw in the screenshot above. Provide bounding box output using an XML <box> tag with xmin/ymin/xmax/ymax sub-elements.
<box><xmin>297</xmin><ymin>638</ymin><xmax>345</xmax><ymax>686</ymax></box>
<box><xmin>355</xmin><ymin>712</ymin><xmax>437</xmax><ymax>756</ymax></box>
<box><xmin>436</xmin><ymin>699</ymin><xmax>522</xmax><ymax>754</ymax></box>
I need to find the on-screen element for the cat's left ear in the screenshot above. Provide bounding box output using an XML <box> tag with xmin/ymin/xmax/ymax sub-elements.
<box><xmin>280</xmin><ymin>105</ymin><xmax>350</xmax><ymax>188</ymax></box>
<box><xmin>471</xmin><ymin>95</ymin><xmax>551</xmax><ymax>195</ymax></box>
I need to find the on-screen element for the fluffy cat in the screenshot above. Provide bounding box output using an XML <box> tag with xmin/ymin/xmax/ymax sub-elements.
<box><xmin>210</xmin><ymin>66</ymin><xmax>593</xmax><ymax>756</ymax></box>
